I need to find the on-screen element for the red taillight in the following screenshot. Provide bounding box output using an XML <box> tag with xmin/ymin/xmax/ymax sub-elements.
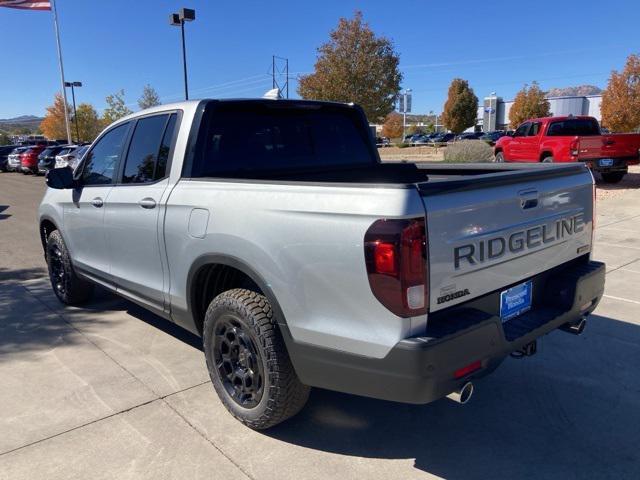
<box><xmin>454</xmin><ymin>360</ymin><xmax>482</xmax><ymax>379</ymax></box>
<box><xmin>374</xmin><ymin>242</ymin><xmax>397</xmax><ymax>275</ymax></box>
<box><xmin>569</xmin><ymin>138</ymin><xmax>579</xmax><ymax>157</ymax></box>
<box><xmin>364</xmin><ymin>218</ymin><xmax>428</xmax><ymax>317</ymax></box>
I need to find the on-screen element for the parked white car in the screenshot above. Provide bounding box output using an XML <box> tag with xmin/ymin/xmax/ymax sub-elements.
<box><xmin>55</xmin><ymin>145</ymin><xmax>89</xmax><ymax>170</ymax></box>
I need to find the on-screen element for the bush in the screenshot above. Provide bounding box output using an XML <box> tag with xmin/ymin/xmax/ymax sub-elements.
<box><xmin>396</xmin><ymin>142</ymin><xmax>412</xmax><ymax>148</ymax></box>
<box><xmin>443</xmin><ymin>140</ymin><xmax>494</xmax><ymax>163</ymax></box>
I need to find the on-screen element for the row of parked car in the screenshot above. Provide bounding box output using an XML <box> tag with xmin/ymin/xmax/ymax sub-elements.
<box><xmin>403</xmin><ymin>130</ymin><xmax>511</xmax><ymax>146</ymax></box>
<box><xmin>0</xmin><ymin>143</ymin><xmax>89</xmax><ymax>175</ymax></box>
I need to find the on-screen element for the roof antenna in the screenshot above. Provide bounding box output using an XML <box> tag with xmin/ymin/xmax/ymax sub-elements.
<box><xmin>263</xmin><ymin>88</ymin><xmax>282</xmax><ymax>100</ymax></box>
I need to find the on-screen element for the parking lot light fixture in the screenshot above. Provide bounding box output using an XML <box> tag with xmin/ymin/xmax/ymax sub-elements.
<box><xmin>64</xmin><ymin>81</ymin><xmax>82</xmax><ymax>143</ymax></box>
<box><xmin>169</xmin><ymin>8</ymin><xmax>196</xmax><ymax>100</ymax></box>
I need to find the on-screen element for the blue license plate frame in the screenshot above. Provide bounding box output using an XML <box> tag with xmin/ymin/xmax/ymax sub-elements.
<box><xmin>500</xmin><ymin>280</ymin><xmax>533</xmax><ymax>323</ymax></box>
<box><xmin>599</xmin><ymin>158</ymin><xmax>614</xmax><ymax>167</ymax></box>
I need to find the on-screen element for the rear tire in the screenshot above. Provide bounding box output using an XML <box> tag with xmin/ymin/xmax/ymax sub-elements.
<box><xmin>46</xmin><ymin>230</ymin><xmax>94</xmax><ymax>305</ymax></box>
<box><xmin>494</xmin><ymin>152</ymin><xmax>505</xmax><ymax>163</ymax></box>
<box><xmin>541</xmin><ymin>155</ymin><xmax>554</xmax><ymax>163</ymax></box>
<box><xmin>601</xmin><ymin>171</ymin><xmax>625</xmax><ymax>183</ymax></box>
<box><xmin>203</xmin><ymin>288</ymin><xmax>310</xmax><ymax>430</ymax></box>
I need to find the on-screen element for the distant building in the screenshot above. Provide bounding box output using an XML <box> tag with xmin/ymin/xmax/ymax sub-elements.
<box><xmin>477</xmin><ymin>94</ymin><xmax>603</xmax><ymax>132</ymax></box>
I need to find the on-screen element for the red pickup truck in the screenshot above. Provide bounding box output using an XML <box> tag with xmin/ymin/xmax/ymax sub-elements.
<box><xmin>494</xmin><ymin>115</ymin><xmax>640</xmax><ymax>183</ymax></box>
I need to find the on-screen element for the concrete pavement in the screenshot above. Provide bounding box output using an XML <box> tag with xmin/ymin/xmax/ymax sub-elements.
<box><xmin>0</xmin><ymin>172</ymin><xmax>639</xmax><ymax>479</ymax></box>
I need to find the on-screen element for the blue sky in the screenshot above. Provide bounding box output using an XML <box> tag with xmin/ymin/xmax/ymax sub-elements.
<box><xmin>0</xmin><ymin>0</ymin><xmax>637</xmax><ymax>118</ymax></box>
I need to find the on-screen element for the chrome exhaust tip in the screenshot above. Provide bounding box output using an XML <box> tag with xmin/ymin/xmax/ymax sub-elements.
<box><xmin>447</xmin><ymin>381</ymin><xmax>474</xmax><ymax>405</ymax></box>
<box><xmin>560</xmin><ymin>317</ymin><xmax>587</xmax><ymax>335</ymax></box>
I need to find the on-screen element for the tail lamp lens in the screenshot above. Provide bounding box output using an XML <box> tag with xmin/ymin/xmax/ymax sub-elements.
<box><xmin>570</xmin><ymin>139</ymin><xmax>579</xmax><ymax>156</ymax></box>
<box><xmin>364</xmin><ymin>218</ymin><xmax>428</xmax><ymax>317</ymax></box>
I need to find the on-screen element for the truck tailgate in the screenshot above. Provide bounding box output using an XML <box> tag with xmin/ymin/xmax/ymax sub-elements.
<box><xmin>420</xmin><ymin>166</ymin><xmax>594</xmax><ymax>312</ymax></box>
<box><xmin>579</xmin><ymin>134</ymin><xmax>640</xmax><ymax>160</ymax></box>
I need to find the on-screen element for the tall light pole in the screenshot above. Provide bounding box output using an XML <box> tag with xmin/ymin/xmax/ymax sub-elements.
<box><xmin>64</xmin><ymin>81</ymin><xmax>82</xmax><ymax>143</ymax></box>
<box><xmin>400</xmin><ymin>88</ymin><xmax>412</xmax><ymax>141</ymax></box>
<box><xmin>169</xmin><ymin>8</ymin><xmax>196</xmax><ymax>100</ymax></box>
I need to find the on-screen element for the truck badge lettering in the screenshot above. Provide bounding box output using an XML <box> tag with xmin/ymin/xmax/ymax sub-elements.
<box><xmin>454</xmin><ymin>213</ymin><xmax>585</xmax><ymax>269</ymax></box>
<box><xmin>437</xmin><ymin>288</ymin><xmax>471</xmax><ymax>304</ymax></box>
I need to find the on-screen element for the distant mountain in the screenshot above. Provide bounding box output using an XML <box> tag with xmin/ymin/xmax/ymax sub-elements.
<box><xmin>0</xmin><ymin>115</ymin><xmax>42</xmax><ymax>123</ymax></box>
<box><xmin>547</xmin><ymin>85</ymin><xmax>603</xmax><ymax>97</ymax></box>
<box><xmin>0</xmin><ymin>115</ymin><xmax>44</xmax><ymax>133</ymax></box>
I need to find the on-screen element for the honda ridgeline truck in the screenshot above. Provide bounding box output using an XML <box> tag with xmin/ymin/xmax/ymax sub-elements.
<box><xmin>495</xmin><ymin>115</ymin><xmax>640</xmax><ymax>183</ymax></box>
<box><xmin>39</xmin><ymin>99</ymin><xmax>605</xmax><ymax>429</ymax></box>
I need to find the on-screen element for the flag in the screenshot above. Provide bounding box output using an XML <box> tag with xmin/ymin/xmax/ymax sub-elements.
<box><xmin>0</xmin><ymin>0</ymin><xmax>51</xmax><ymax>10</ymax></box>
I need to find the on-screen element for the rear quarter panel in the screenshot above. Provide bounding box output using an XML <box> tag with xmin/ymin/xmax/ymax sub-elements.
<box><xmin>165</xmin><ymin>180</ymin><xmax>428</xmax><ymax>358</ymax></box>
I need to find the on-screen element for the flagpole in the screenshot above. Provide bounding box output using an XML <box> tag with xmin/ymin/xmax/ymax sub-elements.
<box><xmin>50</xmin><ymin>0</ymin><xmax>71</xmax><ymax>143</ymax></box>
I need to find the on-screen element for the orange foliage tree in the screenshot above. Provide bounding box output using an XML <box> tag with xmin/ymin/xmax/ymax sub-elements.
<box><xmin>601</xmin><ymin>54</ymin><xmax>640</xmax><ymax>132</ymax></box>
<box><xmin>40</xmin><ymin>93</ymin><xmax>71</xmax><ymax>140</ymax></box>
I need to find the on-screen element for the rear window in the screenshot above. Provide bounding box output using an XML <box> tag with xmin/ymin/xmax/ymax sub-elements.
<box><xmin>188</xmin><ymin>101</ymin><xmax>375</xmax><ymax>178</ymax></box>
<box><xmin>547</xmin><ymin>118</ymin><xmax>600</xmax><ymax>136</ymax></box>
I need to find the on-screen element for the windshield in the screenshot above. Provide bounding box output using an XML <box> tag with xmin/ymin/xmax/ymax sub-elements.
<box><xmin>547</xmin><ymin>118</ymin><xmax>600</xmax><ymax>136</ymax></box>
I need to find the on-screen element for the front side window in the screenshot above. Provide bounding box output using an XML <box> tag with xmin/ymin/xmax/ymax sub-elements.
<box><xmin>514</xmin><ymin>123</ymin><xmax>530</xmax><ymax>137</ymax></box>
<box><xmin>82</xmin><ymin>123</ymin><xmax>129</xmax><ymax>185</ymax></box>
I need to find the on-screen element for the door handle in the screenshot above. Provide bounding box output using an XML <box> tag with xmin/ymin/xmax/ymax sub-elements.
<box><xmin>138</xmin><ymin>197</ymin><xmax>157</xmax><ymax>209</ymax></box>
<box><xmin>91</xmin><ymin>197</ymin><xmax>104</xmax><ymax>208</ymax></box>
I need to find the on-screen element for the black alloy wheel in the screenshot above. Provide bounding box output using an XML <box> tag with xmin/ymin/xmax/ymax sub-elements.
<box><xmin>213</xmin><ymin>314</ymin><xmax>265</xmax><ymax>408</ymax></box>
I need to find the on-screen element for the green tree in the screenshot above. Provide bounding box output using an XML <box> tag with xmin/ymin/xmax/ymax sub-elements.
<box><xmin>601</xmin><ymin>54</ymin><xmax>640</xmax><ymax>132</ymax></box>
<box><xmin>298</xmin><ymin>11</ymin><xmax>402</xmax><ymax>122</ymax></box>
<box><xmin>0</xmin><ymin>131</ymin><xmax>11</xmax><ymax>145</ymax></box>
<box><xmin>74</xmin><ymin>103</ymin><xmax>102</xmax><ymax>142</ymax></box>
<box><xmin>102</xmin><ymin>89</ymin><xmax>133</xmax><ymax>126</ymax></box>
<box><xmin>138</xmin><ymin>84</ymin><xmax>161</xmax><ymax>110</ymax></box>
<box><xmin>441</xmin><ymin>78</ymin><xmax>479</xmax><ymax>134</ymax></box>
<box><xmin>508</xmin><ymin>82</ymin><xmax>551</xmax><ymax>128</ymax></box>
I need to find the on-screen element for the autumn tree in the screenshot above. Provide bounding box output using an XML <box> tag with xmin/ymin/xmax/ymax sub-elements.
<box><xmin>601</xmin><ymin>54</ymin><xmax>640</xmax><ymax>132</ymax></box>
<box><xmin>102</xmin><ymin>89</ymin><xmax>133</xmax><ymax>125</ymax></box>
<box><xmin>298</xmin><ymin>11</ymin><xmax>402</xmax><ymax>122</ymax></box>
<box><xmin>74</xmin><ymin>103</ymin><xmax>102</xmax><ymax>142</ymax></box>
<box><xmin>441</xmin><ymin>79</ymin><xmax>478</xmax><ymax>134</ymax></box>
<box><xmin>138</xmin><ymin>84</ymin><xmax>161</xmax><ymax>110</ymax></box>
<box><xmin>381</xmin><ymin>112</ymin><xmax>403</xmax><ymax>138</ymax></box>
<box><xmin>40</xmin><ymin>92</ymin><xmax>72</xmax><ymax>140</ymax></box>
<box><xmin>508</xmin><ymin>82</ymin><xmax>550</xmax><ymax>128</ymax></box>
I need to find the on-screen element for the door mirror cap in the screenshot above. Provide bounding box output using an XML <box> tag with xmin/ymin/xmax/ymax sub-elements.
<box><xmin>46</xmin><ymin>167</ymin><xmax>77</xmax><ymax>189</ymax></box>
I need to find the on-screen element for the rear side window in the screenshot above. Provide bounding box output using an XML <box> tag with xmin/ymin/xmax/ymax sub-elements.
<box><xmin>528</xmin><ymin>122</ymin><xmax>542</xmax><ymax>136</ymax></box>
<box><xmin>547</xmin><ymin>119</ymin><xmax>600</xmax><ymax>136</ymax></box>
<box><xmin>189</xmin><ymin>102</ymin><xmax>375</xmax><ymax>178</ymax></box>
<box><xmin>121</xmin><ymin>113</ymin><xmax>177</xmax><ymax>184</ymax></box>
<box><xmin>82</xmin><ymin>123</ymin><xmax>129</xmax><ymax>185</ymax></box>
<box><xmin>156</xmin><ymin>114</ymin><xmax>178</xmax><ymax>180</ymax></box>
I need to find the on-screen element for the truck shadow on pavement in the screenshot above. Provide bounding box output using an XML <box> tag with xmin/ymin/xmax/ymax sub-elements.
<box><xmin>0</xmin><ymin>267</ymin><xmax>202</xmax><ymax>361</ymax></box>
<box><xmin>596</xmin><ymin>169</ymin><xmax>640</xmax><ymax>192</ymax></box>
<box><xmin>0</xmin><ymin>205</ymin><xmax>10</xmax><ymax>220</ymax></box>
<box><xmin>265</xmin><ymin>313</ymin><xmax>640</xmax><ymax>479</ymax></box>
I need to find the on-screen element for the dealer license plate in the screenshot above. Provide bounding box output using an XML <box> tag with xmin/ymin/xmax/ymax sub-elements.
<box><xmin>500</xmin><ymin>281</ymin><xmax>532</xmax><ymax>322</ymax></box>
<box><xmin>599</xmin><ymin>158</ymin><xmax>614</xmax><ymax>167</ymax></box>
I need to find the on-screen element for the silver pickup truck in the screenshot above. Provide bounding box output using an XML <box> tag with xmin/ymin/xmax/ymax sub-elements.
<box><xmin>39</xmin><ymin>99</ymin><xmax>605</xmax><ymax>429</ymax></box>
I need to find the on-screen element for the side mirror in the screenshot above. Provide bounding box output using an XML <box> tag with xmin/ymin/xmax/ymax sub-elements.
<box><xmin>46</xmin><ymin>167</ymin><xmax>77</xmax><ymax>189</ymax></box>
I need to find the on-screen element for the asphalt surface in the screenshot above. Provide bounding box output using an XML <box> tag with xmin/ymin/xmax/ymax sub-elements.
<box><xmin>1</xmin><ymin>172</ymin><xmax>639</xmax><ymax>480</ymax></box>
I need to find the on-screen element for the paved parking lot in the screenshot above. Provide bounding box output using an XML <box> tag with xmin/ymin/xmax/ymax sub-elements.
<box><xmin>1</xmin><ymin>172</ymin><xmax>639</xmax><ymax>480</ymax></box>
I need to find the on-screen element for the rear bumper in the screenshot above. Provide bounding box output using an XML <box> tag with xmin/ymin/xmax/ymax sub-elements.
<box><xmin>285</xmin><ymin>259</ymin><xmax>605</xmax><ymax>404</ymax></box>
<box><xmin>583</xmin><ymin>156</ymin><xmax>638</xmax><ymax>172</ymax></box>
